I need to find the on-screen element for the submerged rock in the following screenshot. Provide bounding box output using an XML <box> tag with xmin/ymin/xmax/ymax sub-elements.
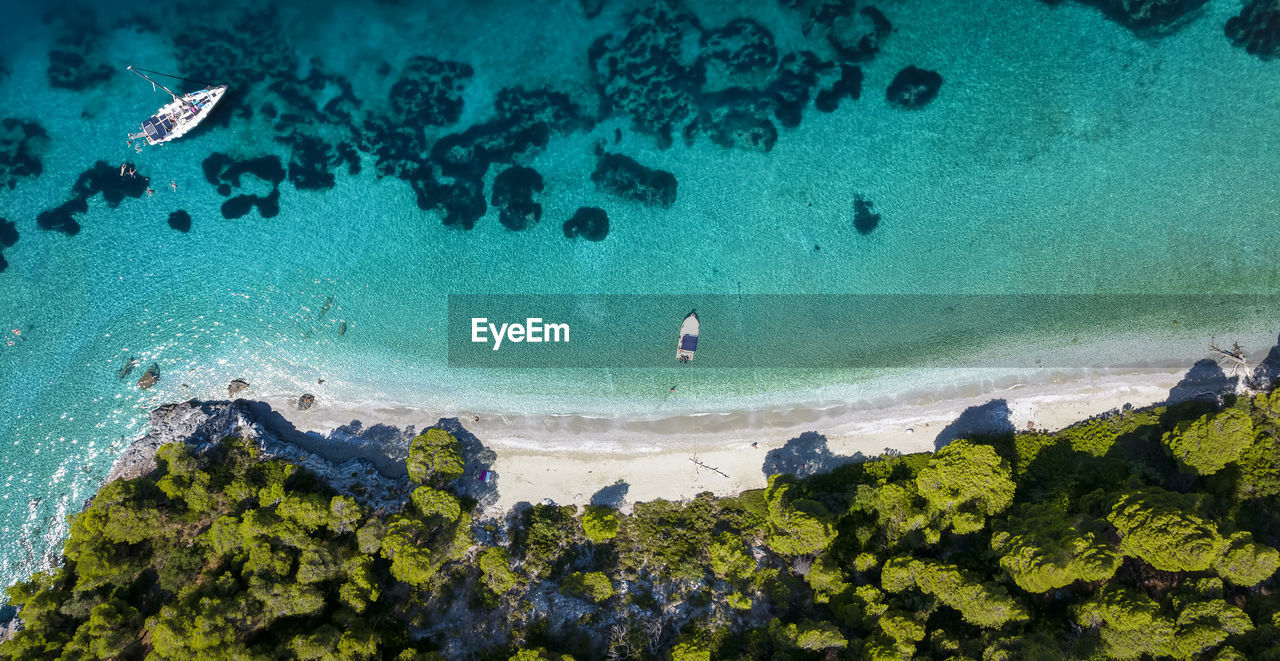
<box><xmin>228</xmin><ymin>379</ymin><xmax>250</xmax><ymax>398</ymax></box>
<box><xmin>167</xmin><ymin>210</ymin><xmax>192</xmax><ymax>233</ymax></box>
<box><xmin>701</xmin><ymin>18</ymin><xmax>779</xmax><ymax>75</ymax></box>
<box><xmin>815</xmin><ymin>64</ymin><xmax>863</xmax><ymax>113</ymax></box>
<box><xmin>0</xmin><ymin>118</ymin><xmax>49</xmax><ymax>190</ymax></box>
<box><xmin>563</xmin><ymin>207</ymin><xmax>610</xmax><ymax>241</ymax></box>
<box><xmin>886</xmin><ymin>66</ymin><xmax>942</xmax><ymax>109</ymax></box>
<box><xmin>389</xmin><ymin>56</ymin><xmax>473</xmax><ymax>127</ymax></box>
<box><xmin>298</xmin><ymin>393</ymin><xmax>316</xmax><ymax>410</ymax></box>
<box><xmin>1225</xmin><ymin>0</ymin><xmax>1280</xmax><ymax>60</ymax></box>
<box><xmin>338</xmin><ymin>320</ymin><xmax>348</xmax><ymax>336</ymax></box>
<box><xmin>137</xmin><ymin>363</ymin><xmax>160</xmax><ymax>390</ymax></box>
<box><xmin>0</xmin><ymin>217</ymin><xmax>15</xmax><ymax>274</ymax></box>
<box><xmin>591</xmin><ymin>150</ymin><xmax>677</xmax><ymax>208</ymax></box>
<box><xmin>491</xmin><ymin>166</ymin><xmax>544</xmax><ymax>231</ymax></box>
<box><xmin>117</xmin><ymin>357</ymin><xmax>137</xmax><ymax>380</ymax></box>
<box><xmin>1046</xmin><ymin>0</ymin><xmax>1209</xmax><ymax>35</ymax></box>
<box><xmin>853</xmin><ymin>195</ymin><xmax>881</xmax><ymax>235</ymax></box>
<box><xmin>36</xmin><ymin>161</ymin><xmax>149</xmax><ymax>235</ymax></box>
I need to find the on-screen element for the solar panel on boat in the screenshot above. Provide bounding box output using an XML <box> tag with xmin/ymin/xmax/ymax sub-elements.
<box><xmin>680</xmin><ymin>335</ymin><xmax>698</xmax><ymax>351</ymax></box>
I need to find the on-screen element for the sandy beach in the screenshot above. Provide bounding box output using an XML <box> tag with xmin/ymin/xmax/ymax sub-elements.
<box><xmin>260</xmin><ymin>365</ymin><xmax>1218</xmax><ymax>512</ymax></box>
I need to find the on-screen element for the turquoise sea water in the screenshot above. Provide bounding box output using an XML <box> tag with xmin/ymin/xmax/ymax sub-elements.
<box><xmin>1</xmin><ymin>0</ymin><xmax>1279</xmax><ymax>588</ymax></box>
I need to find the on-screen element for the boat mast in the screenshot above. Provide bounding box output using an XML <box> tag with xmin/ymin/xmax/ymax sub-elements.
<box><xmin>127</xmin><ymin>66</ymin><xmax>196</xmax><ymax>111</ymax></box>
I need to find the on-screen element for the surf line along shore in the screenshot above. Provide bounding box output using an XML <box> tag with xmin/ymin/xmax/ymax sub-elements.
<box><xmin>262</xmin><ymin>366</ymin><xmax>1191</xmax><ymax>512</ymax></box>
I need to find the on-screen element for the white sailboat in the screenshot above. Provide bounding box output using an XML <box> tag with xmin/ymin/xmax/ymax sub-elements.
<box><xmin>126</xmin><ymin>66</ymin><xmax>227</xmax><ymax>146</ymax></box>
<box><xmin>677</xmin><ymin>311</ymin><xmax>699</xmax><ymax>363</ymax></box>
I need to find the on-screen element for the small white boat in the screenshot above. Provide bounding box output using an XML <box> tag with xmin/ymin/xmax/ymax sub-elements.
<box><xmin>126</xmin><ymin>66</ymin><xmax>227</xmax><ymax>146</ymax></box>
<box><xmin>677</xmin><ymin>311</ymin><xmax>699</xmax><ymax>363</ymax></box>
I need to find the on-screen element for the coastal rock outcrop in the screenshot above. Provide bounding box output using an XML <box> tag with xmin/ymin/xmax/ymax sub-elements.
<box><xmin>563</xmin><ymin>207</ymin><xmax>610</xmax><ymax>241</ymax></box>
<box><xmin>591</xmin><ymin>150</ymin><xmax>677</xmax><ymax>208</ymax></box>
<box><xmin>886</xmin><ymin>66</ymin><xmax>942</xmax><ymax>109</ymax></box>
<box><xmin>298</xmin><ymin>393</ymin><xmax>316</xmax><ymax>410</ymax></box>
<box><xmin>1225</xmin><ymin>0</ymin><xmax>1280</xmax><ymax>60</ymax></box>
<box><xmin>228</xmin><ymin>378</ymin><xmax>250</xmax><ymax>398</ymax></box>
<box><xmin>104</xmin><ymin>400</ymin><xmax>411</xmax><ymax>510</ymax></box>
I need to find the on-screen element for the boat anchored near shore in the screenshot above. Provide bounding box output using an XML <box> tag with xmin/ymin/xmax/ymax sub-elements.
<box><xmin>126</xmin><ymin>66</ymin><xmax>227</xmax><ymax>146</ymax></box>
<box><xmin>677</xmin><ymin>311</ymin><xmax>699</xmax><ymax>363</ymax></box>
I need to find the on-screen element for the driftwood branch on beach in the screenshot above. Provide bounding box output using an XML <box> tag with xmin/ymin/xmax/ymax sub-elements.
<box><xmin>689</xmin><ymin>457</ymin><xmax>729</xmax><ymax>478</ymax></box>
<box><xmin>1210</xmin><ymin>341</ymin><xmax>1252</xmax><ymax>380</ymax></box>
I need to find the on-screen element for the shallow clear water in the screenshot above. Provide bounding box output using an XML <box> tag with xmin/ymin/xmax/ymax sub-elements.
<box><xmin>0</xmin><ymin>0</ymin><xmax>1278</xmax><ymax>587</ymax></box>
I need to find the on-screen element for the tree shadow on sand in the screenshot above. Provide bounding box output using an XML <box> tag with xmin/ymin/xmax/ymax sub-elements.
<box><xmin>762</xmin><ymin>431</ymin><xmax>865</xmax><ymax>478</ymax></box>
<box><xmin>1164</xmin><ymin>358</ymin><xmax>1236</xmax><ymax>406</ymax></box>
<box><xmin>590</xmin><ymin>480</ymin><xmax>630</xmax><ymax>508</ymax></box>
<box><xmin>434</xmin><ymin>418</ymin><xmax>500</xmax><ymax>509</ymax></box>
<box><xmin>933</xmin><ymin>399</ymin><xmax>1014</xmax><ymax>450</ymax></box>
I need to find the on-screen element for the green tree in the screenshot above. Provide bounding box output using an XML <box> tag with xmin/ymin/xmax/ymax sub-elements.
<box><xmin>1074</xmin><ymin>586</ymin><xmax>1176</xmax><ymax>659</ymax></box>
<box><xmin>708</xmin><ymin>531</ymin><xmax>754</xmax><ymax>581</ymax></box>
<box><xmin>770</xmin><ymin>619</ymin><xmax>848</xmax><ymax>651</ymax></box>
<box><xmin>560</xmin><ymin>571</ymin><xmax>613</xmax><ymax>602</ymax></box>
<box><xmin>991</xmin><ymin>503</ymin><xmax>1120</xmax><ymax>592</ymax></box>
<box><xmin>1163</xmin><ymin>408</ymin><xmax>1254</xmax><ymax>475</ymax></box>
<box><xmin>1173</xmin><ymin>599</ymin><xmax>1254</xmax><ymax>658</ymax></box>
<box><xmin>915</xmin><ymin>439</ymin><xmax>1015</xmax><ymax>533</ymax></box>
<box><xmin>411</xmin><ymin>486</ymin><xmax>462</xmax><ymax>524</ymax></box>
<box><xmin>478</xmin><ymin>547</ymin><xmax>518</xmax><ymax>595</ymax></box>
<box><xmin>406</xmin><ymin>428</ymin><xmax>465</xmax><ymax>485</ymax></box>
<box><xmin>1108</xmin><ymin>489</ymin><xmax>1224</xmax><ymax>572</ymax></box>
<box><xmin>883</xmin><ymin>557</ymin><xmax>1027</xmax><ymax>628</ymax></box>
<box><xmin>764</xmin><ymin>475</ymin><xmax>836</xmax><ymax>556</ymax></box>
<box><xmin>582</xmin><ymin>505</ymin><xmax>620</xmax><ymax>542</ymax></box>
<box><xmin>1215</xmin><ymin>531</ymin><xmax>1280</xmax><ymax>586</ymax></box>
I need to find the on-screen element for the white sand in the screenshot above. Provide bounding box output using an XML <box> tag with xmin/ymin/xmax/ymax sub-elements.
<box><xmin>263</xmin><ymin>366</ymin><xmax>1215</xmax><ymax>512</ymax></box>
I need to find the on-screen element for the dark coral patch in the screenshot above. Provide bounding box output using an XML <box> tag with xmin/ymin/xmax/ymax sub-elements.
<box><xmin>582</xmin><ymin>0</ymin><xmax>607</xmax><ymax>19</ymax></box>
<box><xmin>36</xmin><ymin>161</ymin><xmax>149</xmax><ymax>235</ymax></box>
<box><xmin>0</xmin><ymin>118</ymin><xmax>50</xmax><ymax>189</ymax></box>
<box><xmin>491</xmin><ymin>166</ymin><xmax>545</xmax><ymax>231</ymax></box>
<box><xmin>768</xmin><ymin>51</ymin><xmax>835</xmax><ymax>128</ymax></box>
<box><xmin>588</xmin><ymin>4</ymin><xmax>705</xmax><ymax>146</ymax></box>
<box><xmin>44</xmin><ymin>10</ymin><xmax>113</xmax><ymax>91</ymax></box>
<box><xmin>564</xmin><ymin>207</ymin><xmax>610</xmax><ymax>241</ymax></box>
<box><xmin>886</xmin><ymin>66</ymin><xmax>942</xmax><ymax>109</ymax></box>
<box><xmin>222</xmin><ymin>190</ymin><xmax>280</xmax><ymax>220</ymax></box>
<box><xmin>167</xmin><ymin>210</ymin><xmax>192</xmax><ymax>233</ymax></box>
<box><xmin>0</xmin><ymin>218</ymin><xmax>17</xmax><ymax>247</ymax></box>
<box><xmin>1044</xmin><ymin>0</ymin><xmax>1209</xmax><ymax>35</ymax></box>
<box><xmin>701</xmin><ymin>19</ymin><xmax>779</xmax><ymax>75</ymax></box>
<box><xmin>430</xmin><ymin>119</ymin><xmax>550</xmax><ymax>182</ymax></box>
<box><xmin>815</xmin><ymin>64</ymin><xmax>862</xmax><ymax>113</ymax></box>
<box><xmin>419</xmin><ymin>177</ymin><xmax>487</xmax><ymax>229</ymax></box>
<box><xmin>1226</xmin><ymin>0</ymin><xmax>1280</xmax><ymax>60</ymax></box>
<box><xmin>0</xmin><ymin>217</ymin><xmax>15</xmax><ymax>273</ymax></box>
<box><xmin>827</xmin><ymin>6</ymin><xmax>893</xmax><ymax>63</ymax></box>
<box><xmin>685</xmin><ymin>89</ymin><xmax>778</xmax><ymax>152</ymax></box>
<box><xmin>202</xmin><ymin>153</ymin><xmax>285</xmax><ymax>220</ymax></box>
<box><xmin>853</xmin><ymin>195</ymin><xmax>881</xmax><ymax>235</ymax></box>
<box><xmin>494</xmin><ymin>87</ymin><xmax>595</xmax><ymax>134</ymax></box>
<box><xmin>390</xmin><ymin>56</ymin><xmax>473</xmax><ymax>127</ymax></box>
<box><xmin>591</xmin><ymin>150</ymin><xmax>677</xmax><ymax>208</ymax></box>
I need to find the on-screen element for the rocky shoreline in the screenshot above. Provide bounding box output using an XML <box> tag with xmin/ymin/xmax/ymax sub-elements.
<box><xmin>105</xmin><ymin>399</ymin><xmax>413</xmax><ymax>511</ymax></box>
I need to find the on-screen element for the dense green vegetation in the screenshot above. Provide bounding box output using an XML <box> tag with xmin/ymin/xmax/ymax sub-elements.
<box><xmin>3</xmin><ymin>388</ymin><xmax>1280</xmax><ymax>659</ymax></box>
